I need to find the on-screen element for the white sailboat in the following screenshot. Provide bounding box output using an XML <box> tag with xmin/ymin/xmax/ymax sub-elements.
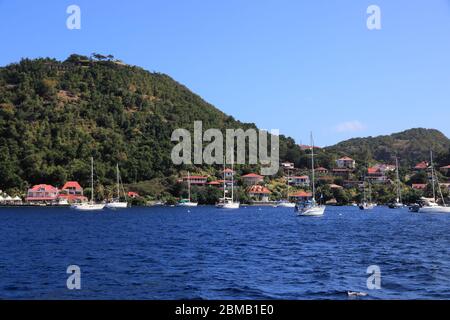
<box><xmin>389</xmin><ymin>157</ymin><xmax>405</xmax><ymax>209</ymax></box>
<box><xmin>276</xmin><ymin>169</ymin><xmax>296</xmax><ymax>208</ymax></box>
<box><xmin>296</xmin><ymin>133</ymin><xmax>325</xmax><ymax>216</ymax></box>
<box><xmin>178</xmin><ymin>171</ymin><xmax>198</xmax><ymax>207</ymax></box>
<box><xmin>71</xmin><ymin>157</ymin><xmax>105</xmax><ymax>211</ymax></box>
<box><xmin>216</xmin><ymin>154</ymin><xmax>239</xmax><ymax>209</ymax></box>
<box><xmin>359</xmin><ymin>179</ymin><xmax>376</xmax><ymax>210</ymax></box>
<box><xmin>105</xmin><ymin>164</ymin><xmax>128</xmax><ymax>209</ymax></box>
<box><xmin>419</xmin><ymin>151</ymin><xmax>450</xmax><ymax>213</ymax></box>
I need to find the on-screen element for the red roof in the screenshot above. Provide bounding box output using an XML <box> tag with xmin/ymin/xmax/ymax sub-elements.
<box><xmin>247</xmin><ymin>185</ymin><xmax>271</xmax><ymax>194</ymax></box>
<box><xmin>316</xmin><ymin>167</ymin><xmax>328</xmax><ymax>171</ymax></box>
<box><xmin>332</xmin><ymin>168</ymin><xmax>352</xmax><ymax>172</ymax></box>
<box><xmin>242</xmin><ymin>173</ymin><xmax>263</xmax><ymax>178</ymax></box>
<box><xmin>415</xmin><ymin>161</ymin><xmax>429</xmax><ymax>169</ymax></box>
<box><xmin>127</xmin><ymin>191</ymin><xmax>140</xmax><ymax>197</ymax></box>
<box><xmin>223</xmin><ymin>168</ymin><xmax>234</xmax><ymax>173</ymax></box>
<box><xmin>62</xmin><ymin>181</ymin><xmax>82</xmax><ymax>190</ymax></box>
<box><xmin>28</xmin><ymin>184</ymin><xmax>58</xmax><ymax>192</ymax></box>
<box><xmin>290</xmin><ymin>191</ymin><xmax>312</xmax><ymax>197</ymax></box>
<box><xmin>207</xmin><ymin>181</ymin><xmax>221</xmax><ymax>185</ymax></box>
<box><xmin>368</xmin><ymin>167</ymin><xmax>380</xmax><ymax>174</ymax></box>
<box><xmin>441</xmin><ymin>165</ymin><xmax>450</xmax><ymax>169</ymax></box>
<box><xmin>291</xmin><ymin>175</ymin><xmax>309</xmax><ymax>179</ymax></box>
<box><xmin>412</xmin><ymin>184</ymin><xmax>426</xmax><ymax>189</ymax></box>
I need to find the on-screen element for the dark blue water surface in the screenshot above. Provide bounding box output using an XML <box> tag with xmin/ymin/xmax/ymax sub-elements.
<box><xmin>0</xmin><ymin>205</ymin><xmax>449</xmax><ymax>299</ymax></box>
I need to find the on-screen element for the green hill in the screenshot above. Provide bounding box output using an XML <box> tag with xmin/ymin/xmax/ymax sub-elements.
<box><xmin>0</xmin><ymin>54</ymin><xmax>301</xmax><ymax>192</ymax></box>
<box><xmin>325</xmin><ymin>128</ymin><xmax>450</xmax><ymax>166</ymax></box>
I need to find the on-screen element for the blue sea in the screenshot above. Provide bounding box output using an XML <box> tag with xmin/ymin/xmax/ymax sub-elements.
<box><xmin>0</xmin><ymin>205</ymin><xmax>449</xmax><ymax>300</ymax></box>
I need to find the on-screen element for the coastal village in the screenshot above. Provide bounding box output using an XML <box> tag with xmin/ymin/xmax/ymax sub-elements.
<box><xmin>2</xmin><ymin>152</ymin><xmax>450</xmax><ymax>207</ymax></box>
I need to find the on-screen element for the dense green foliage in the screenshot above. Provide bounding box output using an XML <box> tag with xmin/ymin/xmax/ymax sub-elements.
<box><xmin>0</xmin><ymin>55</ymin><xmax>301</xmax><ymax>193</ymax></box>
<box><xmin>326</xmin><ymin>128</ymin><xmax>450</xmax><ymax>166</ymax></box>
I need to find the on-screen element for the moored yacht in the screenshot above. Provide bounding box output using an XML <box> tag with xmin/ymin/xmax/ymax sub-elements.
<box><xmin>216</xmin><ymin>155</ymin><xmax>239</xmax><ymax>209</ymax></box>
<box><xmin>72</xmin><ymin>157</ymin><xmax>105</xmax><ymax>211</ymax></box>
<box><xmin>419</xmin><ymin>151</ymin><xmax>450</xmax><ymax>214</ymax></box>
<box><xmin>296</xmin><ymin>133</ymin><xmax>325</xmax><ymax>216</ymax></box>
<box><xmin>105</xmin><ymin>163</ymin><xmax>128</xmax><ymax>209</ymax></box>
<box><xmin>177</xmin><ymin>171</ymin><xmax>198</xmax><ymax>207</ymax></box>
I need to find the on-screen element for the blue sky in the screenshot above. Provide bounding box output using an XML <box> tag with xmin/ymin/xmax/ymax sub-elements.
<box><xmin>1</xmin><ymin>0</ymin><xmax>450</xmax><ymax>146</ymax></box>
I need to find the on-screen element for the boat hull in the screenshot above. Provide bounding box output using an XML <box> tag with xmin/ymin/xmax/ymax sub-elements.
<box><xmin>105</xmin><ymin>202</ymin><xmax>128</xmax><ymax>209</ymax></box>
<box><xmin>71</xmin><ymin>203</ymin><xmax>105</xmax><ymax>211</ymax></box>
<box><xmin>177</xmin><ymin>202</ymin><xmax>198</xmax><ymax>207</ymax></box>
<box><xmin>297</xmin><ymin>206</ymin><xmax>325</xmax><ymax>216</ymax></box>
<box><xmin>419</xmin><ymin>206</ymin><xmax>450</xmax><ymax>213</ymax></box>
<box><xmin>359</xmin><ymin>203</ymin><xmax>376</xmax><ymax>210</ymax></box>
<box><xmin>216</xmin><ymin>202</ymin><xmax>240</xmax><ymax>209</ymax></box>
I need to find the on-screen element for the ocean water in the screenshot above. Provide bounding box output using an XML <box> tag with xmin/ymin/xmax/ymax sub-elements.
<box><xmin>0</xmin><ymin>205</ymin><xmax>449</xmax><ymax>300</ymax></box>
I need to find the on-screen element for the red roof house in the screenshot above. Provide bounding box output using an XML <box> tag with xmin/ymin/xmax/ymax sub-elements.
<box><xmin>26</xmin><ymin>184</ymin><xmax>59</xmax><ymax>202</ymax></box>
<box><xmin>127</xmin><ymin>191</ymin><xmax>140</xmax><ymax>198</ymax></box>
<box><xmin>241</xmin><ymin>173</ymin><xmax>264</xmax><ymax>185</ymax></box>
<box><xmin>414</xmin><ymin>161</ymin><xmax>429</xmax><ymax>171</ymax></box>
<box><xmin>290</xmin><ymin>190</ymin><xmax>313</xmax><ymax>201</ymax></box>
<box><xmin>247</xmin><ymin>185</ymin><xmax>271</xmax><ymax>202</ymax></box>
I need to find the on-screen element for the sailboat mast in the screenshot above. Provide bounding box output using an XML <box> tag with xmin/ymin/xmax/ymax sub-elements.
<box><xmin>396</xmin><ymin>157</ymin><xmax>401</xmax><ymax>203</ymax></box>
<box><xmin>310</xmin><ymin>133</ymin><xmax>315</xmax><ymax>201</ymax></box>
<box><xmin>223</xmin><ymin>156</ymin><xmax>226</xmax><ymax>199</ymax></box>
<box><xmin>430</xmin><ymin>150</ymin><xmax>436</xmax><ymax>201</ymax></box>
<box><xmin>116</xmin><ymin>163</ymin><xmax>120</xmax><ymax>199</ymax></box>
<box><xmin>287</xmin><ymin>169</ymin><xmax>290</xmax><ymax>201</ymax></box>
<box><xmin>91</xmin><ymin>157</ymin><xmax>94</xmax><ymax>204</ymax></box>
<box><xmin>231</xmin><ymin>153</ymin><xmax>234</xmax><ymax>202</ymax></box>
<box><xmin>187</xmin><ymin>171</ymin><xmax>191</xmax><ymax>201</ymax></box>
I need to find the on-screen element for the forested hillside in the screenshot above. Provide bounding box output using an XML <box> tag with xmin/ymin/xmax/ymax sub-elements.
<box><xmin>0</xmin><ymin>54</ymin><xmax>301</xmax><ymax>191</ymax></box>
<box><xmin>325</xmin><ymin>128</ymin><xmax>450</xmax><ymax>166</ymax></box>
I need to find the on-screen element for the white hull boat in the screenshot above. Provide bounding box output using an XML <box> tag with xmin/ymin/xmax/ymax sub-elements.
<box><xmin>297</xmin><ymin>205</ymin><xmax>325</xmax><ymax>216</ymax></box>
<box><xmin>72</xmin><ymin>203</ymin><xmax>105</xmax><ymax>211</ymax></box>
<box><xmin>359</xmin><ymin>202</ymin><xmax>376</xmax><ymax>210</ymax></box>
<box><xmin>419</xmin><ymin>203</ymin><xmax>450</xmax><ymax>214</ymax></box>
<box><xmin>418</xmin><ymin>151</ymin><xmax>450</xmax><ymax>214</ymax></box>
<box><xmin>72</xmin><ymin>157</ymin><xmax>105</xmax><ymax>212</ymax></box>
<box><xmin>178</xmin><ymin>201</ymin><xmax>198</xmax><ymax>207</ymax></box>
<box><xmin>105</xmin><ymin>201</ymin><xmax>128</xmax><ymax>209</ymax></box>
<box><xmin>295</xmin><ymin>133</ymin><xmax>326</xmax><ymax>217</ymax></box>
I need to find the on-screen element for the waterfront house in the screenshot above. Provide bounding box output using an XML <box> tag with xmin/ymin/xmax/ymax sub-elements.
<box><xmin>26</xmin><ymin>184</ymin><xmax>59</xmax><ymax>203</ymax></box>
<box><xmin>247</xmin><ymin>185</ymin><xmax>271</xmax><ymax>202</ymax></box>
<box><xmin>241</xmin><ymin>173</ymin><xmax>264</xmax><ymax>185</ymax></box>
<box><xmin>182</xmin><ymin>175</ymin><xmax>208</xmax><ymax>185</ymax></box>
<box><xmin>367</xmin><ymin>166</ymin><xmax>389</xmax><ymax>184</ymax></box>
<box><xmin>58</xmin><ymin>181</ymin><xmax>87</xmax><ymax>203</ymax></box>
<box><xmin>288</xmin><ymin>175</ymin><xmax>310</xmax><ymax>187</ymax></box>
<box><xmin>336</xmin><ymin>157</ymin><xmax>356</xmax><ymax>169</ymax></box>
<box><xmin>290</xmin><ymin>190</ymin><xmax>312</xmax><ymax>202</ymax></box>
